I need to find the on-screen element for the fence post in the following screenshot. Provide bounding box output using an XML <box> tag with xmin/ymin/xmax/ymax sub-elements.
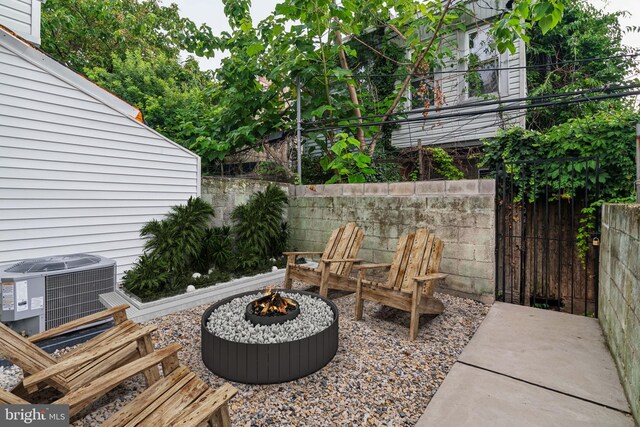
<box><xmin>636</xmin><ymin>123</ymin><xmax>640</xmax><ymax>203</ymax></box>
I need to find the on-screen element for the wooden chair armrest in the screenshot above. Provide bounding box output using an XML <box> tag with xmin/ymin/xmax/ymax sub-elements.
<box><xmin>23</xmin><ymin>324</ymin><xmax>157</xmax><ymax>390</ymax></box>
<box><xmin>413</xmin><ymin>273</ymin><xmax>448</xmax><ymax>282</ymax></box>
<box><xmin>319</xmin><ymin>258</ymin><xmax>363</xmax><ymax>264</ymax></box>
<box><xmin>282</xmin><ymin>251</ymin><xmax>324</xmax><ymax>256</ymax></box>
<box><xmin>168</xmin><ymin>383</ymin><xmax>238</xmax><ymax>426</ymax></box>
<box><xmin>353</xmin><ymin>263</ymin><xmax>392</xmax><ymax>270</ymax></box>
<box><xmin>58</xmin><ymin>344</ymin><xmax>182</xmax><ymax>417</ymax></box>
<box><xmin>29</xmin><ymin>304</ymin><xmax>130</xmax><ymax>343</ymax></box>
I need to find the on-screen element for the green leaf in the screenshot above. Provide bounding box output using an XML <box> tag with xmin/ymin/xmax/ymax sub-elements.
<box><xmin>247</xmin><ymin>43</ymin><xmax>264</xmax><ymax>56</ymax></box>
<box><xmin>538</xmin><ymin>15</ymin><xmax>555</xmax><ymax>34</ymax></box>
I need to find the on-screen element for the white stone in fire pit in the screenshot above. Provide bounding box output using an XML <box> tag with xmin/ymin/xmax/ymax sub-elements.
<box><xmin>206</xmin><ymin>292</ymin><xmax>334</xmax><ymax>344</ymax></box>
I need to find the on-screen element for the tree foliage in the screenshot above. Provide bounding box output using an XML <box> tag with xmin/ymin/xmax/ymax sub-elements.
<box><xmin>525</xmin><ymin>0</ymin><xmax>638</xmax><ymax>130</ymax></box>
<box><xmin>41</xmin><ymin>0</ymin><xmax>570</xmax><ymax>178</ymax></box>
<box><xmin>40</xmin><ymin>0</ymin><xmax>204</xmax><ymax>73</ymax></box>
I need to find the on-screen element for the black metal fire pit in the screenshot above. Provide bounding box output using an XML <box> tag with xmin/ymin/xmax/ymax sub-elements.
<box><xmin>201</xmin><ymin>289</ymin><xmax>339</xmax><ymax>384</ymax></box>
<box><xmin>244</xmin><ymin>291</ymin><xmax>301</xmax><ymax>326</ymax></box>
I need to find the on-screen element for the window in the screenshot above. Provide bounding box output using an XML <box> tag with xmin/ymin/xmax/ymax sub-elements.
<box><xmin>465</xmin><ymin>27</ymin><xmax>498</xmax><ymax>98</ymax></box>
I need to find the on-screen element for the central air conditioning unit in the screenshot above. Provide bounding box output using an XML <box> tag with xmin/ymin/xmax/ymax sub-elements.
<box><xmin>0</xmin><ymin>254</ymin><xmax>116</xmax><ymax>336</ymax></box>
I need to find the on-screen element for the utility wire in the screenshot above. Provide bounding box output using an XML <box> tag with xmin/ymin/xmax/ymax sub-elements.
<box><xmin>312</xmin><ymin>53</ymin><xmax>640</xmax><ymax>79</ymax></box>
<box><xmin>305</xmin><ymin>83</ymin><xmax>640</xmax><ymax>126</ymax></box>
<box><xmin>303</xmin><ymin>89</ymin><xmax>640</xmax><ymax>132</ymax></box>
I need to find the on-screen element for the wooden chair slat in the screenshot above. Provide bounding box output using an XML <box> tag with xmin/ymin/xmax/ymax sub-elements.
<box><xmin>0</xmin><ymin>387</ymin><xmax>28</xmax><ymax>404</ymax></box>
<box><xmin>329</xmin><ymin>222</ymin><xmax>356</xmax><ymax>274</ymax></box>
<box><xmin>385</xmin><ymin>233</ymin><xmax>409</xmax><ymax>289</ymax></box>
<box><xmin>391</xmin><ymin>232</ymin><xmax>416</xmax><ymax>290</ymax></box>
<box><xmin>317</xmin><ymin>226</ymin><xmax>343</xmax><ymax>274</ymax></box>
<box><xmin>400</xmin><ymin>230</ymin><xmax>433</xmax><ymax>293</ymax></box>
<box><xmin>168</xmin><ymin>383</ymin><xmax>238</xmax><ymax>427</ymax></box>
<box><xmin>140</xmin><ymin>376</ymin><xmax>209</xmax><ymax>426</ymax></box>
<box><xmin>422</xmin><ymin>238</ymin><xmax>444</xmax><ymax>296</ymax></box>
<box><xmin>57</xmin><ymin>320</ymin><xmax>137</xmax><ymax>361</ymax></box>
<box><xmin>68</xmin><ymin>342</ymin><xmax>139</xmax><ymax>388</ymax></box>
<box><xmin>339</xmin><ymin>228</ymin><xmax>365</xmax><ymax>277</ymax></box>
<box><xmin>0</xmin><ymin>322</ymin><xmax>69</xmax><ymax>391</ymax></box>
<box><xmin>101</xmin><ymin>367</ymin><xmax>194</xmax><ymax>427</ymax></box>
<box><xmin>333</xmin><ymin>223</ymin><xmax>359</xmax><ymax>275</ymax></box>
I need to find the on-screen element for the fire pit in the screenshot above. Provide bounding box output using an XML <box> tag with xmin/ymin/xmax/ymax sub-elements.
<box><xmin>245</xmin><ymin>288</ymin><xmax>301</xmax><ymax>326</ymax></box>
<box><xmin>201</xmin><ymin>289</ymin><xmax>338</xmax><ymax>384</ymax></box>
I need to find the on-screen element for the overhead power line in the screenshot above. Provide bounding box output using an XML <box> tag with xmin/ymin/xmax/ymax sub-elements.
<box><xmin>304</xmin><ymin>83</ymin><xmax>640</xmax><ymax>127</ymax></box>
<box><xmin>311</xmin><ymin>53</ymin><xmax>640</xmax><ymax>79</ymax></box>
<box><xmin>302</xmin><ymin>87</ymin><xmax>640</xmax><ymax>132</ymax></box>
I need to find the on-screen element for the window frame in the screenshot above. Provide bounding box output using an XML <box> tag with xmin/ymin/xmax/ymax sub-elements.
<box><xmin>462</xmin><ymin>25</ymin><xmax>500</xmax><ymax>101</ymax></box>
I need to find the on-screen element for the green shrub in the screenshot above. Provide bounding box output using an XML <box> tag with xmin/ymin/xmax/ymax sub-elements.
<box><xmin>232</xmin><ymin>184</ymin><xmax>288</xmax><ymax>272</ymax></box>
<box><xmin>123</xmin><ymin>197</ymin><xmax>214</xmax><ymax>298</ymax></box>
<box><xmin>192</xmin><ymin>226</ymin><xmax>234</xmax><ymax>273</ymax></box>
<box><xmin>124</xmin><ymin>186</ymin><xmax>290</xmax><ymax>300</ymax></box>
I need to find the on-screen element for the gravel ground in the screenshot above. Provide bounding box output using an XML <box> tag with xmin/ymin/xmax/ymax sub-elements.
<box><xmin>1</xmin><ymin>282</ymin><xmax>489</xmax><ymax>426</ymax></box>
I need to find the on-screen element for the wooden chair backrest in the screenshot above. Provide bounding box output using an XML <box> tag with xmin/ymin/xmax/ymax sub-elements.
<box><xmin>0</xmin><ymin>322</ymin><xmax>68</xmax><ymax>390</ymax></box>
<box><xmin>317</xmin><ymin>222</ymin><xmax>364</xmax><ymax>276</ymax></box>
<box><xmin>385</xmin><ymin>228</ymin><xmax>444</xmax><ymax>293</ymax></box>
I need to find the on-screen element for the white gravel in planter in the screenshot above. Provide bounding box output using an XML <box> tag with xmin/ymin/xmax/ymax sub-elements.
<box><xmin>206</xmin><ymin>292</ymin><xmax>334</xmax><ymax>344</ymax></box>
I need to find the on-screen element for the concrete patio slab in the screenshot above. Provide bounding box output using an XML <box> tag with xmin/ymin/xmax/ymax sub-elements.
<box><xmin>416</xmin><ymin>363</ymin><xmax>635</xmax><ymax>427</ymax></box>
<box><xmin>458</xmin><ymin>302</ymin><xmax>630</xmax><ymax>412</ymax></box>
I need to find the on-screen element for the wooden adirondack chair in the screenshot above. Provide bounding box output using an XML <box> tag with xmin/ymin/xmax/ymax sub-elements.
<box><xmin>0</xmin><ymin>344</ymin><xmax>238</xmax><ymax>426</ymax></box>
<box><xmin>354</xmin><ymin>228</ymin><xmax>447</xmax><ymax>341</ymax></box>
<box><xmin>0</xmin><ymin>304</ymin><xmax>161</xmax><ymax>403</ymax></box>
<box><xmin>283</xmin><ymin>222</ymin><xmax>364</xmax><ymax>297</ymax></box>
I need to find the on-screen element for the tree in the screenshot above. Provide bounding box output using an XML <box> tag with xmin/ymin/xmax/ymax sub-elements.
<box><xmin>41</xmin><ymin>0</ymin><xmax>569</xmax><ymax>179</ymax></box>
<box><xmin>40</xmin><ymin>0</ymin><xmax>207</xmax><ymax>74</ymax></box>
<box><xmin>525</xmin><ymin>0</ymin><xmax>638</xmax><ymax>130</ymax></box>
<box><xmin>181</xmin><ymin>0</ymin><xmax>567</xmax><ymax>181</ymax></box>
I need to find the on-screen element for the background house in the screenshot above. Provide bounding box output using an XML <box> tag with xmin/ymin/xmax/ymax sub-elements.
<box><xmin>0</xmin><ymin>0</ymin><xmax>200</xmax><ymax>281</ymax></box>
<box><xmin>393</xmin><ymin>0</ymin><xmax>526</xmax><ymax>151</ymax></box>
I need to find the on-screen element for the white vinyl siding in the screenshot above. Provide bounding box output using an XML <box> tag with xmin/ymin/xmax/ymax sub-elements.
<box><xmin>0</xmin><ymin>40</ymin><xmax>200</xmax><ymax>281</ymax></box>
<box><xmin>392</xmin><ymin>3</ymin><xmax>526</xmax><ymax>149</ymax></box>
<box><xmin>0</xmin><ymin>0</ymin><xmax>40</xmax><ymax>45</ymax></box>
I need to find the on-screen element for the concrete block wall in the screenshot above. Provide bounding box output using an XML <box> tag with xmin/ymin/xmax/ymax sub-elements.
<box><xmin>201</xmin><ymin>177</ymin><xmax>288</xmax><ymax>227</ymax></box>
<box><xmin>599</xmin><ymin>204</ymin><xmax>640</xmax><ymax>422</ymax></box>
<box><xmin>288</xmin><ymin>180</ymin><xmax>496</xmax><ymax>303</ymax></box>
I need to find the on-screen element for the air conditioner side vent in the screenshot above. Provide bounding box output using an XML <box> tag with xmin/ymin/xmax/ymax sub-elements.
<box><xmin>45</xmin><ymin>265</ymin><xmax>116</xmax><ymax>330</ymax></box>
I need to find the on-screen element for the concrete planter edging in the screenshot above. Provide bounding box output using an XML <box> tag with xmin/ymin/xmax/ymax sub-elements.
<box><xmin>100</xmin><ymin>268</ymin><xmax>287</xmax><ymax>323</ymax></box>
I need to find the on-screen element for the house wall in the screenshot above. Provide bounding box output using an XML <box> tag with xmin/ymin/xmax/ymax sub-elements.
<box><xmin>392</xmin><ymin>4</ymin><xmax>526</xmax><ymax>149</ymax></box>
<box><xmin>599</xmin><ymin>204</ymin><xmax>640</xmax><ymax>422</ymax></box>
<box><xmin>0</xmin><ymin>34</ymin><xmax>200</xmax><ymax>281</ymax></box>
<box><xmin>288</xmin><ymin>180</ymin><xmax>496</xmax><ymax>303</ymax></box>
<box><xmin>0</xmin><ymin>0</ymin><xmax>41</xmax><ymax>45</ymax></box>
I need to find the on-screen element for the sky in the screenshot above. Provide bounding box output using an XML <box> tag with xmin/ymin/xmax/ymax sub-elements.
<box><xmin>166</xmin><ymin>0</ymin><xmax>640</xmax><ymax>71</ymax></box>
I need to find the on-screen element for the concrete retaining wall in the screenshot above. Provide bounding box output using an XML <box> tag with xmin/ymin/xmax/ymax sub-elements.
<box><xmin>599</xmin><ymin>204</ymin><xmax>640</xmax><ymax>422</ymax></box>
<box><xmin>288</xmin><ymin>180</ymin><xmax>496</xmax><ymax>303</ymax></box>
<box><xmin>201</xmin><ymin>177</ymin><xmax>288</xmax><ymax>227</ymax></box>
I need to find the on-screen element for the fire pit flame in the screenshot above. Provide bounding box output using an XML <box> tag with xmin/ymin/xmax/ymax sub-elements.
<box><xmin>252</xmin><ymin>288</ymin><xmax>298</xmax><ymax>317</ymax></box>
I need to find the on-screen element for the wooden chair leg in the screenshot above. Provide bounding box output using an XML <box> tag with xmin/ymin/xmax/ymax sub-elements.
<box><xmin>283</xmin><ymin>255</ymin><xmax>296</xmax><ymax>289</ymax></box>
<box><xmin>409</xmin><ymin>281</ymin><xmax>423</xmax><ymax>341</ymax></box>
<box><xmin>319</xmin><ymin>266</ymin><xmax>330</xmax><ymax>297</ymax></box>
<box><xmin>137</xmin><ymin>334</ymin><xmax>161</xmax><ymax>385</ymax></box>
<box><xmin>355</xmin><ymin>271</ymin><xmax>364</xmax><ymax>321</ymax></box>
<box><xmin>210</xmin><ymin>403</ymin><xmax>231</xmax><ymax>427</ymax></box>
